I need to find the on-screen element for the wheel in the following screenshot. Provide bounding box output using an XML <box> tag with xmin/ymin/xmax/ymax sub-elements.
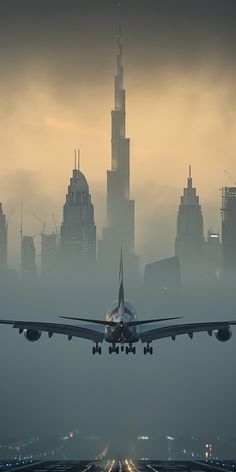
<box><xmin>116</xmin><ymin>346</ymin><xmax>119</xmax><ymax>354</ymax></box>
<box><xmin>92</xmin><ymin>347</ymin><xmax>95</xmax><ymax>355</ymax></box>
<box><xmin>133</xmin><ymin>346</ymin><xmax>136</xmax><ymax>354</ymax></box>
<box><xmin>109</xmin><ymin>346</ymin><xmax>112</xmax><ymax>354</ymax></box>
<box><xmin>99</xmin><ymin>347</ymin><xmax>102</xmax><ymax>355</ymax></box>
<box><xmin>126</xmin><ymin>346</ymin><xmax>129</xmax><ymax>354</ymax></box>
<box><xmin>144</xmin><ymin>347</ymin><xmax>147</xmax><ymax>355</ymax></box>
<box><xmin>150</xmin><ymin>347</ymin><xmax>153</xmax><ymax>355</ymax></box>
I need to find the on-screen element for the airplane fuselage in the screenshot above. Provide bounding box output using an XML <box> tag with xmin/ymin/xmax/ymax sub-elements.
<box><xmin>104</xmin><ymin>301</ymin><xmax>140</xmax><ymax>344</ymax></box>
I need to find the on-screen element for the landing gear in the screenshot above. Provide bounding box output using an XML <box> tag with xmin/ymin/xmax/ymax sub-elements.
<box><xmin>125</xmin><ymin>345</ymin><xmax>136</xmax><ymax>354</ymax></box>
<box><xmin>92</xmin><ymin>343</ymin><xmax>102</xmax><ymax>355</ymax></box>
<box><xmin>109</xmin><ymin>345</ymin><xmax>119</xmax><ymax>354</ymax></box>
<box><xmin>144</xmin><ymin>344</ymin><xmax>153</xmax><ymax>355</ymax></box>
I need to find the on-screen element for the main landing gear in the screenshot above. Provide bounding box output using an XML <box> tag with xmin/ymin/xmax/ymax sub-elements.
<box><xmin>108</xmin><ymin>344</ymin><xmax>136</xmax><ymax>354</ymax></box>
<box><xmin>143</xmin><ymin>343</ymin><xmax>153</xmax><ymax>355</ymax></box>
<box><xmin>92</xmin><ymin>343</ymin><xmax>102</xmax><ymax>355</ymax></box>
<box><xmin>109</xmin><ymin>345</ymin><xmax>119</xmax><ymax>354</ymax></box>
<box><xmin>126</xmin><ymin>345</ymin><xmax>136</xmax><ymax>355</ymax></box>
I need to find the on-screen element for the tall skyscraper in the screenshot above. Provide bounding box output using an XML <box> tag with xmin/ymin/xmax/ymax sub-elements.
<box><xmin>21</xmin><ymin>236</ymin><xmax>36</xmax><ymax>273</ymax></box>
<box><xmin>0</xmin><ymin>203</ymin><xmax>7</xmax><ymax>274</ymax></box>
<box><xmin>175</xmin><ymin>167</ymin><xmax>204</xmax><ymax>274</ymax></box>
<box><xmin>41</xmin><ymin>232</ymin><xmax>57</xmax><ymax>278</ymax></box>
<box><xmin>204</xmin><ymin>229</ymin><xmax>221</xmax><ymax>280</ymax></box>
<box><xmin>221</xmin><ymin>186</ymin><xmax>236</xmax><ymax>274</ymax></box>
<box><xmin>60</xmin><ymin>151</ymin><xmax>96</xmax><ymax>271</ymax></box>
<box><xmin>99</xmin><ymin>26</ymin><xmax>138</xmax><ymax>277</ymax></box>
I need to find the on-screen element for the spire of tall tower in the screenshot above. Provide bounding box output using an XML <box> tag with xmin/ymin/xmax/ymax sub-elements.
<box><xmin>188</xmin><ymin>165</ymin><xmax>192</xmax><ymax>189</ymax></box>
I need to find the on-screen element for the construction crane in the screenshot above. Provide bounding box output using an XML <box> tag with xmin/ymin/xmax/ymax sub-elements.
<box><xmin>31</xmin><ymin>212</ymin><xmax>46</xmax><ymax>235</ymax></box>
<box><xmin>52</xmin><ymin>212</ymin><xmax>59</xmax><ymax>237</ymax></box>
<box><xmin>6</xmin><ymin>207</ymin><xmax>15</xmax><ymax>228</ymax></box>
<box><xmin>224</xmin><ymin>170</ymin><xmax>236</xmax><ymax>186</ymax></box>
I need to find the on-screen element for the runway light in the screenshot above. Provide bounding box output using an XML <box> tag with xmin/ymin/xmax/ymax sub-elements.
<box><xmin>166</xmin><ymin>436</ymin><xmax>174</xmax><ymax>441</ymax></box>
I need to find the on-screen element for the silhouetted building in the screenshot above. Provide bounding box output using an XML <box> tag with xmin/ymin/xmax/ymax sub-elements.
<box><xmin>203</xmin><ymin>229</ymin><xmax>221</xmax><ymax>280</ymax></box>
<box><xmin>41</xmin><ymin>232</ymin><xmax>57</xmax><ymax>277</ymax></box>
<box><xmin>175</xmin><ymin>167</ymin><xmax>204</xmax><ymax>276</ymax></box>
<box><xmin>60</xmin><ymin>152</ymin><xmax>96</xmax><ymax>272</ymax></box>
<box><xmin>222</xmin><ymin>186</ymin><xmax>236</xmax><ymax>274</ymax></box>
<box><xmin>145</xmin><ymin>256</ymin><xmax>181</xmax><ymax>299</ymax></box>
<box><xmin>0</xmin><ymin>203</ymin><xmax>7</xmax><ymax>274</ymax></box>
<box><xmin>98</xmin><ymin>26</ymin><xmax>138</xmax><ymax>278</ymax></box>
<box><xmin>21</xmin><ymin>236</ymin><xmax>36</xmax><ymax>273</ymax></box>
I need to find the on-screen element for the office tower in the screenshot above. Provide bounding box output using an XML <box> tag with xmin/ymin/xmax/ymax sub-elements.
<box><xmin>222</xmin><ymin>186</ymin><xmax>236</xmax><ymax>273</ymax></box>
<box><xmin>21</xmin><ymin>236</ymin><xmax>37</xmax><ymax>273</ymax></box>
<box><xmin>175</xmin><ymin>167</ymin><xmax>204</xmax><ymax>274</ymax></box>
<box><xmin>60</xmin><ymin>151</ymin><xmax>96</xmax><ymax>271</ymax></box>
<box><xmin>0</xmin><ymin>203</ymin><xmax>7</xmax><ymax>274</ymax></box>
<box><xmin>41</xmin><ymin>232</ymin><xmax>57</xmax><ymax>277</ymax></box>
<box><xmin>99</xmin><ymin>27</ymin><xmax>138</xmax><ymax>277</ymax></box>
<box><xmin>204</xmin><ymin>229</ymin><xmax>221</xmax><ymax>279</ymax></box>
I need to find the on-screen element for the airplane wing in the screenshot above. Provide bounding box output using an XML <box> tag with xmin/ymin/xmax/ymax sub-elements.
<box><xmin>0</xmin><ymin>319</ymin><xmax>104</xmax><ymax>342</ymax></box>
<box><xmin>140</xmin><ymin>320</ymin><xmax>236</xmax><ymax>343</ymax></box>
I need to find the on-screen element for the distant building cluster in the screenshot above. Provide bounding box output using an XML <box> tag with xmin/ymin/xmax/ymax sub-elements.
<box><xmin>0</xmin><ymin>29</ymin><xmax>235</xmax><ymax>301</ymax></box>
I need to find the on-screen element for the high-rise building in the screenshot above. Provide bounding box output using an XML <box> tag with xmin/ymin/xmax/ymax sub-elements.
<box><xmin>21</xmin><ymin>236</ymin><xmax>37</xmax><ymax>273</ymax></box>
<box><xmin>60</xmin><ymin>151</ymin><xmax>96</xmax><ymax>271</ymax></box>
<box><xmin>41</xmin><ymin>232</ymin><xmax>57</xmax><ymax>278</ymax></box>
<box><xmin>0</xmin><ymin>203</ymin><xmax>7</xmax><ymax>274</ymax></box>
<box><xmin>204</xmin><ymin>229</ymin><xmax>221</xmax><ymax>280</ymax></box>
<box><xmin>99</xmin><ymin>26</ymin><xmax>138</xmax><ymax>277</ymax></box>
<box><xmin>221</xmin><ymin>186</ymin><xmax>236</xmax><ymax>273</ymax></box>
<box><xmin>175</xmin><ymin>167</ymin><xmax>204</xmax><ymax>274</ymax></box>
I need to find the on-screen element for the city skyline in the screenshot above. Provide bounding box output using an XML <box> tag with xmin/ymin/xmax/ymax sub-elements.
<box><xmin>1</xmin><ymin>1</ymin><xmax>236</xmax><ymax>267</ymax></box>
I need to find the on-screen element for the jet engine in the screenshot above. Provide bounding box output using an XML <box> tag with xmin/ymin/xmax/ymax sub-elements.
<box><xmin>215</xmin><ymin>327</ymin><xmax>232</xmax><ymax>342</ymax></box>
<box><xmin>24</xmin><ymin>329</ymin><xmax>42</xmax><ymax>342</ymax></box>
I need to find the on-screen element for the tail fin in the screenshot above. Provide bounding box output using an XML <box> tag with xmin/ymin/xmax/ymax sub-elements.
<box><xmin>118</xmin><ymin>248</ymin><xmax>125</xmax><ymax>313</ymax></box>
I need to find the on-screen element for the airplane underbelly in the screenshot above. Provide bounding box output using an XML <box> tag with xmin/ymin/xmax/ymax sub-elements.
<box><xmin>105</xmin><ymin>326</ymin><xmax>140</xmax><ymax>343</ymax></box>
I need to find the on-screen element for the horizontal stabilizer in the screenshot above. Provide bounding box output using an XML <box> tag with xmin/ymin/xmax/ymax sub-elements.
<box><xmin>127</xmin><ymin>316</ymin><xmax>183</xmax><ymax>327</ymax></box>
<box><xmin>59</xmin><ymin>316</ymin><xmax>116</xmax><ymax>326</ymax></box>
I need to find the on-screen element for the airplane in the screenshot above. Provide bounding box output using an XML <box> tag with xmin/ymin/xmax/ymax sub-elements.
<box><xmin>0</xmin><ymin>251</ymin><xmax>236</xmax><ymax>355</ymax></box>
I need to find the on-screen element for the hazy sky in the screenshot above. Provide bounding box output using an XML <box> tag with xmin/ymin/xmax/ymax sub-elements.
<box><xmin>1</xmin><ymin>0</ymin><xmax>236</xmax><ymax>267</ymax></box>
<box><xmin>1</xmin><ymin>1</ymin><xmax>236</xmax><ymax>456</ymax></box>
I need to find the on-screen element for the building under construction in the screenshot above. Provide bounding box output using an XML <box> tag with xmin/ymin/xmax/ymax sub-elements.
<box><xmin>221</xmin><ymin>186</ymin><xmax>236</xmax><ymax>273</ymax></box>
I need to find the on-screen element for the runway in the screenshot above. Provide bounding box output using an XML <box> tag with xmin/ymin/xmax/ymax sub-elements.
<box><xmin>0</xmin><ymin>459</ymin><xmax>235</xmax><ymax>472</ymax></box>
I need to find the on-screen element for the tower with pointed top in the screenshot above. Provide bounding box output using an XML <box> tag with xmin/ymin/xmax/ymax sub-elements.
<box><xmin>175</xmin><ymin>167</ymin><xmax>204</xmax><ymax>274</ymax></box>
<box><xmin>99</xmin><ymin>26</ymin><xmax>138</xmax><ymax>278</ymax></box>
<box><xmin>0</xmin><ymin>203</ymin><xmax>7</xmax><ymax>274</ymax></box>
<box><xmin>60</xmin><ymin>151</ymin><xmax>96</xmax><ymax>271</ymax></box>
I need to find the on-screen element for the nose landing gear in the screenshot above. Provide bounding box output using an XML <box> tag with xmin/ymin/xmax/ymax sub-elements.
<box><xmin>143</xmin><ymin>344</ymin><xmax>153</xmax><ymax>355</ymax></box>
<box><xmin>92</xmin><ymin>343</ymin><xmax>102</xmax><ymax>355</ymax></box>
